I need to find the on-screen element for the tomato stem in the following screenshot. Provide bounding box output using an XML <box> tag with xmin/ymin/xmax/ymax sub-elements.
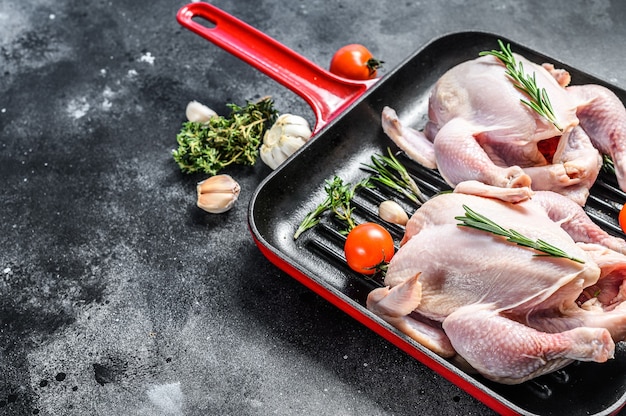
<box><xmin>366</xmin><ymin>58</ymin><xmax>384</xmax><ymax>76</ymax></box>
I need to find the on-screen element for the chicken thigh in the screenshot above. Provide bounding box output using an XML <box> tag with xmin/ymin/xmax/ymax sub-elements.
<box><xmin>366</xmin><ymin>182</ymin><xmax>626</xmax><ymax>384</ymax></box>
<box><xmin>382</xmin><ymin>51</ymin><xmax>626</xmax><ymax>206</ymax></box>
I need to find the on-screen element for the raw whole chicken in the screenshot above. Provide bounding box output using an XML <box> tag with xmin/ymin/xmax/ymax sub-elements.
<box><xmin>382</xmin><ymin>49</ymin><xmax>626</xmax><ymax>206</ymax></box>
<box><xmin>366</xmin><ymin>182</ymin><xmax>626</xmax><ymax>384</ymax></box>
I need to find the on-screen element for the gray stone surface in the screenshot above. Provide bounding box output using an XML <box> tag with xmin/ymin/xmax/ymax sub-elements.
<box><xmin>1</xmin><ymin>0</ymin><xmax>625</xmax><ymax>415</ymax></box>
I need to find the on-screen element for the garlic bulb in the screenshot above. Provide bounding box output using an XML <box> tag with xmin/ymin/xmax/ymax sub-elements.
<box><xmin>196</xmin><ymin>174</ymin><xmax>240</xmax><ymax>214</ymax></box>
<box><xmin>260</xmin><ymin>114</ymin><xmax>312</xmax><ymax>170</ymax></box>
<box><xmin>378</xmin><ymin>200</ymin><xmax>409</xmax><ymax>226</ymax></box>
<box><xmin>186</xmin><ymin>100</ymin><xmax>217</xmax><ymax>123</ymax></box>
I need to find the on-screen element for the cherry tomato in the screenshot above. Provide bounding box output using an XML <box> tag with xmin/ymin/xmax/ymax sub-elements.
<box><xmin>344</xmin><ymin>223</ymin><xmax>395</xmax><ymax>274</ymax></box>
<box><xmin>329</xmin><ymin>44</ymin><xmax>383</xmax><ymax>80</ymax></box>
<box><xmin>619</xmin><ymin>205</ymin><xmax>626</xmax><ymax>233</ymax></box>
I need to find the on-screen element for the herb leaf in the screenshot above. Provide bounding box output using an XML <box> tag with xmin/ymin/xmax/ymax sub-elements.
<box><xmin>602</xmin><ymin>154</ymin><xmax>615</xmax><ymax>175</ymax></box>
<box><xmin>293</xmin><ymin>197</ymin><xmax>332</xmax><ymax>240</ymax></box>
<box><xmin>362</xmin><ymin>148</ymin><xmax>427</xmax><ymax>205</ymax></box>
<box><xmin>455</xmin><ymin>204</ymin><xmax>584</xmax><ymax>263</ymax></box>
<box><xmin>294</xmin><ymin>175</ymin><xmax>371</xmax><ymax>239</ymax></box>
<box><xmin>479</xmin><ymin>40</ymin><xmax>562</xmax><ymax>131</ymax></box>
<box><xmin>172</xmin><ymin>97</ymin><xmax>278</xmax><ymax>175</ymax></box>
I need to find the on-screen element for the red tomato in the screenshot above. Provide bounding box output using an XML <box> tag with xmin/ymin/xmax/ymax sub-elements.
<box><xmin>619</xmin><ymin>205</ymin><xmax>626</xmax><ymax>233</ymax></box>
<box><xmin>329</xmin><ymin>44</ymin><xmax>383</xmax><ymax>80</ymax></box>
<box><xmin>344</xmin><ymin>223</ymin><xmax>394</xmax><ymax>274</ymax></box>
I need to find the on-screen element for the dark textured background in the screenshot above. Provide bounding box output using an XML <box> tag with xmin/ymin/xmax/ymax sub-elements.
<box><xmin>1</xmin><ymin>0</ymin><xmax>626</xmax><ymax>415</ymax></box>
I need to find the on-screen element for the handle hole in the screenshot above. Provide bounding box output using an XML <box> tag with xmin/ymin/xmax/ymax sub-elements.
<box><xmin>191</xmin><ymin>16</ymin><xmax>217</xmax><ymax>29</ymax></box>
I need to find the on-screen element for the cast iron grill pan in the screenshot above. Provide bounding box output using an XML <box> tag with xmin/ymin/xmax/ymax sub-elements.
<box><xmin>177</xmin><ymin>4</ymin><xmax>626</xmax><ymax>415</ymax></box>
<box><xmin>248</xmin><ymin>34</ymin><xmax>626</xmax><ymax>416</ymax></box>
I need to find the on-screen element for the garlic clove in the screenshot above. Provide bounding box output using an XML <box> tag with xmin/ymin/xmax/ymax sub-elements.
<box><xmin>378</xmin><ymin>200</ymin><xmax>409</xmax><ymax>226</ymax></box>
<box><xmin>269</xmin><ymin>141</ymin><xmax>289</xmax><ymax>165</ymax></box>
<box><xmin>196</xmin><ymin>174</ymin><xmax>241</xmax><ymax>213</ymax></box>
<box><xmin>260</xmin><ymin>144</ymin><xmax>280</xmax><ymax>170</ymax></box>
<box><xmin>263</xmin><ymin>124</ymin><xmax>281</xmax><ymax>147</ymax></box>
<box><xmin>186</xmin><ymin>100</ymin><xmax>218</xmax><ymax>123</ymax></box>
<box><xmin>197</xmin><ymin>174</ymin><xmax>240</xmax><ymax>194</ymax></box>
<box><xmin>280</xmin><ymin>117</ymin><xmax>312</xmax><ymax>139</ymax></box>
<box><xmin>280</xmin><ymin>135</ymin><xmax>307</xmax><ymax>155</ymax></box>
<box><xmin>197</xmin><ymin>192</ymin><xmax>238</xmax><ymax>214</ymax></box>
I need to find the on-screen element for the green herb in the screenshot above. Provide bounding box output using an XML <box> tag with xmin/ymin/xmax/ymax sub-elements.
<box><xmin>480</xmin><ymin>40</ymin><xmax>562</xmax><ymax>131</ymax></box>
<box><xmin>455</xmin><ymin>204</ymin><xmax>584</xmax><ymax>263</ymax></box>
<box><xmin>362</xmin><ymin>148</ymin><xmax>427</xmax><ymax>205</ymax></box>
<box><xmin>294</xmin><ymin>199</ymin><xmax>331</xmax><ymax>240</ymax></box>
<box><xmin>294</xmin><ymin>175</ymin><xmax>371</xmax><ymax>239</ymax></box>
<box><xmin>602</xmin><ymin>154</ymin><xmax>615</xmax><ymax>175</ymax></box>
<box><xmin>327</xmin><ymin>176</ymin><xmax>372</xmax><ymax>233</ymax></box>
<box><xmin>172</xmin><ymin>97</ymin><xmax>278</xmax><ymax>175</ymax></box>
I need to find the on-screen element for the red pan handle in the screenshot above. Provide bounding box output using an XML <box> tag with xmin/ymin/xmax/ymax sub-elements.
<box><xmin>176</xmin><ymin>2</ymin><xmax>377</xmax><ymax>134</ymax></box>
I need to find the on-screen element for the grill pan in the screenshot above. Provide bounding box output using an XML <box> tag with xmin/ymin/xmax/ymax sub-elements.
<box><xmin>177</xmin><ymin>3</ymin><xmax>626</xmax><ymax>415</ymax></box>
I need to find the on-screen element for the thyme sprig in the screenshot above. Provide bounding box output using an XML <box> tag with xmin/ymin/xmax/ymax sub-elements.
<box><xmin>362</xmin><ymin>148</ymin><xmax>427</xmax><ymax>205</ymax></box>
<box><xmin>294</xmin><ymin>175</ymin><xmax>372</xmax><ymax>239</ymax></box>
<box><xmin>172</xmin><ymin>97</ymin><xmax>278</xmax><ymax>175</ymax></box>
<box><xmin>456</xmin><ymin>205</ymin><xmax>584</xmax><ymax>263</ymax></box>
<box><xmin>480</xmin><ymin>40</ymin><xmax>562</xmax><ymax>131</ymax></box>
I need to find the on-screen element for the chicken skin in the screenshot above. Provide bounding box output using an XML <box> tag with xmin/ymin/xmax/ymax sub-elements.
<box><xmin>382</xmin><ymin>51</ymin><xmax>626</xmax><ymax>205</ymax></box>
<box><xmin>367</xmin><ymin>182</ymin><xmax>626</xmax><ymax>384</ymax></box>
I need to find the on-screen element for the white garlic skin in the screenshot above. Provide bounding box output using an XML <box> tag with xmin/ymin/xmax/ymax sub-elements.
<box><xmin>260</xmin><ymin>114</ymin><xmax>312</xmax><ymax>170</ymax></box>
<box><xmin>186</xmin><ymin>100</ymin><xmax>218</xmax><ymax>123</ymax></box>
<box><xmin>196</xmin><ymin>174</ymin><xmax>241</xmax><ymax>214</ymax></box>
<box><xmin>378</xmin><ymin>200</ymin><xmax>409</xmax><ymax>226</ymax></box>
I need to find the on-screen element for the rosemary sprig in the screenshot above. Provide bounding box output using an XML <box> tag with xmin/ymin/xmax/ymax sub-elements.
<box><xmin>480</xmin><ymin>40</ymin><xmax>562</xmax><ymax>131</ymax></box>
<box><xmin>455</xmin><ymin>204</ymin><xmax>584</xmax><ymax>263</ymax></box>
<box><xmin>602</xmin><ymin>154</ymin><xmax>615</xmax><ymax>175</ymax></box>
<box><xmin>293</xmin><ymin>198</ymin><xmax>331</xmax><ymax>240</ymax></box>
<box><xmin>362</xmin><ymin>148</ymin><xmax>428</xmax><ymax>205</ymax></box>
<box><xmin>294</xmin><ymin>175</ymin><xmax>371</xmax><ymax>239</ymax></box>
